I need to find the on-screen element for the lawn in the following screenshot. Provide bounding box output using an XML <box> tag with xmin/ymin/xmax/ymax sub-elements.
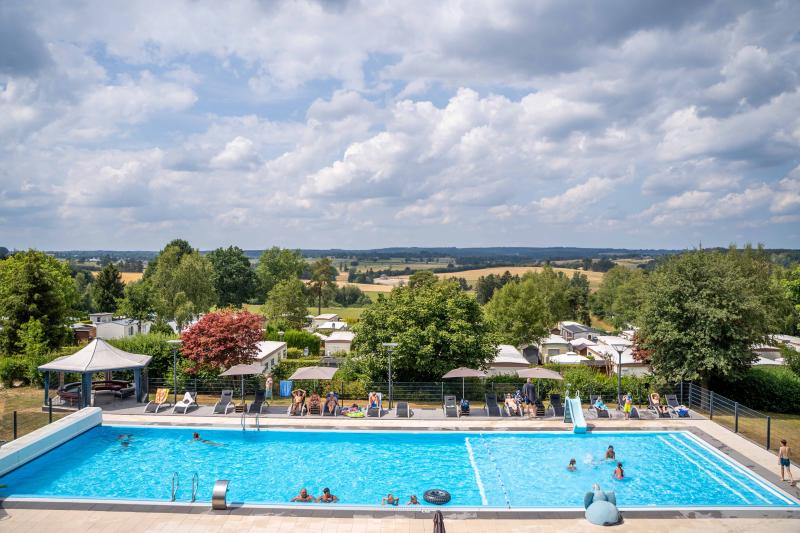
<box><xmin>0</xmin><ymin>387</ymin><xmax>67</xmax><ymax>441</ymax></box>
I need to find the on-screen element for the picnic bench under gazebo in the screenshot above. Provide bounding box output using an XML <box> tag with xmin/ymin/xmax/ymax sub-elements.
<box><xmin>38</xmin><ymin>339</ymin><xmax>152</xmax><ymax>408</ymax></box>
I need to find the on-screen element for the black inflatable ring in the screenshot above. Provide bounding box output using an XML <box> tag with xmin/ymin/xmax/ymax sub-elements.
<box><xmin>423</xmin><ymin>489</ymin><xmax>451</xmax><ymax>505</ymax></box>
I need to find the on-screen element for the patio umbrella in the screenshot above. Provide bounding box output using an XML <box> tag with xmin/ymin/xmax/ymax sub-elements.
<box><xmin>221</xmin><ymin>363</ymin><xmax>265</xmax><ymax>402</ymax></box>
<box><xmin>516</xmin><ymin>367</ymin><xmax>563</xmax><ymax>398</ymax></box>
<box><xmin>442</xmin><ymin>367</ymin><xmax>487</xmax><ymax>399</ymax></box>
<box><xmin>288</xmin><ymin>366</ymin><xmax>338</xmax><ymax>394</ymax></box>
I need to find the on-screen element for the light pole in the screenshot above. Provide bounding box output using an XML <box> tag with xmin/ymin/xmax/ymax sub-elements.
<box><xmin>612</xmin><ymin>343</ymin><xmax>628</xmax><ymax>405</ymax></box>
<box><xmin>167</xmin><ymin>339</ymin><xmax>182</xmax><ymax>406</ymax></box>
<box><xmin>382</xmin><ymin>342</ymin><xmax>398</xmax><ymax>409</ymax></box>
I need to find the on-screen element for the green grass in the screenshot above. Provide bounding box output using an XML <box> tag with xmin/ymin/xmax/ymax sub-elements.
<box><xmin>306</xmin><ymin>306</ymin><xmax>366</xmax><ymax>322</ymax></box>
<box><xmin>0</xmin><ymin>387</ymin><xmax>67</xmax><ymax>441</ymax></box>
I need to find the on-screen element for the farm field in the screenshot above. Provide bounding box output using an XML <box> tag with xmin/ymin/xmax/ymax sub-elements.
<box><xmin>336</xmin><ymin>281</ymin><xmax>393</xmax><ymax>293</ymax></box>
<box><xmin>396</xmin><ymin>266</ymin><xmax>605</xmax><ymax>290</ymax></box>
<box><xmin>91</xmin><ymin>271</ymin><xmax>144</xmax><ymax>283</ymax></box>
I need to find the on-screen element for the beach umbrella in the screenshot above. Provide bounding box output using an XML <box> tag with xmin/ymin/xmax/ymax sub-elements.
<box><xmin>442</xmin><ymin>367</ymin><xmax>487</xmax><ymax>399</ymax></box>
<box><xmin>288</xmin><ymin>366</ymin><xmax>338</xmax><ymax>394</ymax></box>
<box><xmin>516</xmin><ymin>367</ymin><xmax>563</xmax><ymax>398</ymax></box>
<box><xmin>221</xmin><ymin>363</ymin><xmax>265</xmax><ymax>402</ymax></box>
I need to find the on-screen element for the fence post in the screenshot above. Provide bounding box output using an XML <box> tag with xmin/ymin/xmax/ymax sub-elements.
<box><xmin>766</xmin><ymin>416</ymin><xmax>771</xmax><ymax>450</ymax></box>
<box><xmin>679</xmin><ymin>380</ymin><xmax>684</xmax><ymax>406</ymax></box>
<box><xmin>733</xmin><ymin>402</ymin><xmax>739</xmax><ymax>433</ymax></box>
<box><xmin>689</xmin><ymin>383</ymin><xmax>694</xmax><ymax>408</ymax></box>
<box><xmin>709</xmin><ymin>391</ymin><xmax>714</xmax><ymax>420</ymax></box>
<box><xmin>49</xmin><ymin>397</ymin><xmax>53</xmax><ymax>424</ymax></box>
<box><xmin>440</xmin><ymin>382</ymin><xmax>444</xmax><ymax>403</ymax></box>
<box><xmin>13</xmin><ymin>411</ymin><xmax>18</xmax><ymax>440</ymax></box>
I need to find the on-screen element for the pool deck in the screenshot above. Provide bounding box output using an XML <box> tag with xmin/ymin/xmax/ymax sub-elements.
<box><xmin>3</xmin><ymin>410</ymin><xmax>799</xmax><ymax>531</ymax></box>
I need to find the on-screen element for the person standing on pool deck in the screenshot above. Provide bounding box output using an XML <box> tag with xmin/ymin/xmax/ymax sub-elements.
<box><xmin>521</xmin><ymin>378</ymin><xmax>537</xmax><ymax>416</ymax></box>
<box><xmin>779</xmin><ymin>439</ymin><xmax>795</xmax><ymax>485</ymax></box>
<box><xmin>623</xmin><ymin>393</ymin><xmax>633</xmax><ymax>420</ymax></box>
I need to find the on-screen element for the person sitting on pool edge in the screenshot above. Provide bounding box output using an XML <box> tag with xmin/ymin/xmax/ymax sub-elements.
<box><xmin>291</xmin><ymin>488</ymin><xmax>315</xmax><ymax>502</ymax></box>
<box><xmin>605</xmin><ymin>445</ymin><xmax>615</xmax><ymax>460</ymax></box>
<box><xmin>317</xmin><ymin>487</ymin><xmax>338</xmax><ymax>503</ymax></box>
<box><xmin>382</xmin><ymin>493</ymin><xmax>399</xmax><ymax>506</ymax></box>
<box><xmin>407</xmin><ymin>495</ymin><xmax>420</xmax><ymax>505</ymax></box>
<box><xmin>567</xmin><ymin>458</ymin><xmax>577</xmax><ymax>472</ymax></box>
<box><xmin>614</xmin><ymin>462</ymin><xmax>624</xmax><ymax>480</ymax></box>
<box><xmin>594</xmin><ymin>397</ymin><xmax>608</xmax><ymax>413</ymax></box>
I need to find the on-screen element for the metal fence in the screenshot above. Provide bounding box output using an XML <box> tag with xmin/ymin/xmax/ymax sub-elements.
<box><xmin>0</xmin><ymin>399</ymin><xmax>62</xmax><ymax>444</ymax></box>
<box><xmin>673</xmin><ymin>382</ymin><xmax>775</xmax><ymax>451</ymax></box>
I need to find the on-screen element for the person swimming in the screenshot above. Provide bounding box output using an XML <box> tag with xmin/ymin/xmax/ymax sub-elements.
<box><xmin>407</xmin><ymin>495</ymin><xmax>420</xmax><ymax>505</ymax></box>
<box><xmin>382</xmin><ymin>493</ymin><xmax>399</xmax><ymax>506</ymax></box>
<box><xmin>614</xmin><ymin>462</ymin><xmax>624</xmax><ymax>480</ymax></box>
<box><xmin>567</xmin><ymin>458</ymin><xmax>577</xmax><ymax>471</ymax></box>
<box><xmin>291</xmin><ymin>488</ymin><xmax>315</xmax><ymax>502</ymax></box>
<box><xmin>317</xmin><ymin>487</ymin><xmax>338</xmax><ymax>503</ymax></box>
<box><xmin>192</xmin><ymin>432</ymin><xmax>223</xmax><ymax>447</ymax></box>
<box><xmin>605</xmin><ymin>445</ymin><xmax>616</xmax><ymax>460</ymax></box>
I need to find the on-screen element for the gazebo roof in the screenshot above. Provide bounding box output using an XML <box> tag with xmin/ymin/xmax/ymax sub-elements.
<box><xmin>39</xmin><ymin>339</ymin><xmax>151</xmax><ymax>373</ymax></box>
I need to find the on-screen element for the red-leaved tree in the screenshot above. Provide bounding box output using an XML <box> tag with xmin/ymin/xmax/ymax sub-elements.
<box><xmin>180</xmin><ymin>309</ymin><xmax>264</xmax><ymax>374</ymax></box>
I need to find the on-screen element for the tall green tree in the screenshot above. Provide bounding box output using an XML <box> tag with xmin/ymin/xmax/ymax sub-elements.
<box><xmin>207</xmin><ymin>246</ymin><xmax>257</xmax><ymax>307</ymax></box>
<box><xmin>590</xmin><ymin>265</ymin><xmax>647</xmax><ymax>327</ymax></box>
<box><xmin>0</xmin><ymin>250</ymin><xmax>77</xmax><ymax>352</ymax></box>
<box><xmin>638</xmin><ymin>249</ymin><xmax>785</xmax><ymax>384</ymax></box>
<box><xmin>73</xmin><ymin>270</ymin><xmax>95</xmax><ymax>313</ymax></box>
<box><xmin>348</xmin><ymin>279</ymin><xmax>495</xmax><ymax>381</ymax></box>
<box><xmin>484</xmin><ymin>266</ymin><xmax>572</xmax><ymax>347</ymax></box>
<box><xmin>143</xmin><ymin>238</ymin><xmax>193</xmax><ymax>280</ymax></box>
<box><xmin>309</xmin><ymin>257</ymin><xmax>337</xmax><ymax>314</ymax></box>
<box><xmin>255</xmin><ymin>247</ymin><xmax>305</xmax><ymax>299</ymax></box>
<box><xmin>262</xmin><ymin>278</ymin><xmax>308</xmax><ymax>329</ymax></box>
<box><xmin>149</xmin><ymin>244</ymin><xmax>216</xmax><ymax>329</ymax></box>
<box><xmin>92</xmin><ymin>262</ymin><xmax>125</xmax><ymax>312</ymax></box>
<box><xmin>116</xmin><ymin>280</ymin><xmax>154</xmax><ymax>329</ymax></box>
<box><xmin>567</xmin><ymin>272</ymin><xmax>591</xmax><ymax>325</ymax></box>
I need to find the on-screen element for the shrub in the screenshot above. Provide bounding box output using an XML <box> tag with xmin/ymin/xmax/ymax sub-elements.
<box><xmin>287</xmin><ymin>347</ymin><xmax>304</xmax><ymax>359</ymax></box>
<box><xmin>711</xmin><ymin>366</ymin><xmax>800</xmax><ymax>414</ymax></box>
<box><xmin>265</xmin><ymin>329</ymin><xmax>320</xmax><ymax>356</ymax></box>
<box><xmin>108</xmin><ymin>333</ymin><xmax>178</xmax><ymax>378</ymax></box>
<box><xmin>0</xmin><ymin>356</ymin><xmax>28</xmax><ymax>387</ymax></box>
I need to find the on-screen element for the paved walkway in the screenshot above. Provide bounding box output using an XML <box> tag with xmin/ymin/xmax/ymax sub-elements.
<box><xmin>2</xmin><ymin>508</ymin><xmax>798</xmax><ymax>532</ymax></box>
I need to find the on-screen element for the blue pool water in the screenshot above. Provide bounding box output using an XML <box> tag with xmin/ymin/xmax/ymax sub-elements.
<box><xmin>0</xmin><ymin>426</ymin><xmax>796</xmax><ymax>508</ymax></box>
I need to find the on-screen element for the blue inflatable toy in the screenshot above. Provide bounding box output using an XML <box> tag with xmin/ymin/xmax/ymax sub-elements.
<box><xmin>584</xmin><ymin>483</ymin><xmax>621</xmax><ymax>526</ymax></box>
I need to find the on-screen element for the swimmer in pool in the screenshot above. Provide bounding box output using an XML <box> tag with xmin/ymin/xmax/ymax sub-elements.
<box><xmin>407</xmin><ymin>495</ymin><xmax>420</xmax><ymax>505</ymax></box>
<box><xmin>291</xmin><ymin>488</ymin><xmax>315</xmax><ymax>502</ymax></box>
<box><xmin>567</xmin><ymin>458</ymin><xmax>577</xmax><ymax>472</ymax></box>
<box><xmin>192</xmin><ymin>432</ymin><xmax>223</xmax><ymax>447</ymax></box>
<box><xmin>382</xmin><ymin>493</ymin><xmax>399</xmax><ymax>506</ymax></box>
<box><xmin>605</xmin><ymin>445</ymin><xmax>616</xmax><ymax>460</ymax></box>
<box><xmin>317</xmin><ymin>487</ymin><xmax>338</xmax><ymax>503</ymax></box>
<box><xmin>614</xmin><ymin>462</ymin><xmax>624</xmax><ymax>480</ymax></box>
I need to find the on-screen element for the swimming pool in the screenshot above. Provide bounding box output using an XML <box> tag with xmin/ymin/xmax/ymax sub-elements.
<box><xmin>0</xmin><ymin>426</ymin><xmax>796</xmax><ymax>508</ymax></box>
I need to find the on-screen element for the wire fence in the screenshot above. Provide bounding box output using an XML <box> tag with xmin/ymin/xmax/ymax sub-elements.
<box><xmin>0</xmin><ymin>399</ymin><xmax>65</xmax><ymax>444</ymax></box>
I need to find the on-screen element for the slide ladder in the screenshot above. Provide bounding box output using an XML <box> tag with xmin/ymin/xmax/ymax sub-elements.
<box><xmin>564</xmin><ymin>395</ymin><xmax>587</xmax><ymax>434</ymax></box>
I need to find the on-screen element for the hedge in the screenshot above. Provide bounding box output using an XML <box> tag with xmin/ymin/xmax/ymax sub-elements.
<box><xmin>108</xmin><ymin>333</ymin><xmax>178</xmax><ymax>378</ymax></box>
<box><xmin>265</xmin><ymin>330</ymin><xmax>320</xmax><ymax>356</ymax></box>
<box><xmin>710</xmin><ymin>366</ymin><xmax>800</xmax><ymax>414</ymax></box>
<box><xmin>271</xmin><ymin>357</ymin><xmax>326</xmax><ymax>381</ymax></box>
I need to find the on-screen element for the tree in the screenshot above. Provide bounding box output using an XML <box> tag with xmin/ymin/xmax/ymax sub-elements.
<box><xmin>0</xmin><ymin>250</ymin><xmax>77</xmax><ymax>352</ymax></box>
<box><xmin>334</xmin><ymin>285</ymin><xmax>371</xmax><ymax>307</ymax></box>
<box><xmin>348</xmin><ymin>279</ymin><xmax>495</xmax><ymax>382</ymax></box>
<box><xmin>73</xmin><ymin>270</ymin><xmax>95</xmax><ymax>313</ymax></box>
<box><xmin>180</xmin><ymin>309</ymin><xmax>264</xmax><ymax>374</ymax></box>
<box><xmin>207</xmin><ymin>246</ymin><xmax>257</xmax><ymax>307</ymax></box>
<box><xmin>256</xmin><ymin>247</ymin><xmax>305</xmax><ymax>299</ymax></box>
<box><xmin>590</xmin><ymin>266</ymin><xmax>647</xmax><ymax>327</ymax></box>
<box><xmin>92</xmin><ymin>262</ymin><xmax>125</xmax><ymax>312</ymax></box>
<box><xmin>638</xmin><ymin>249</ymin><xmax>784</xmax><ymax>385</ymax></box>
<box><xmin>475</xmin><ymin>271</ymin><xmax>519</xmax><ymax>304</ymax></box>
<box><xmin>408</xmin><ymin>270</ymin><xmax>437</xmax><ymax>289</ymax></box>
<box><xmin>143</xmin><ymin>238</ymin><xmax>193</xmax><ymax>279</ymax></box>
<box><xmin>484</xmin><ymin>267</ymin><xmax>572</xmax><ymax>347</ymax></box>
<box><xmin>778</xmin><ymin>265</ymin><xmax>800</xmax><ymax>334</ymax></box>
<box><xmin>309</xmin><ymin>257</ymin><xmax>337</xmax><ymax>314</ymax></box>
<box><xmin>149</xmin><ymin>245</ymin><xmax>217</xmax><ymax>329</ymax></box>
<box><xmin>567</xmin><ymin>272</ymin><xmax>591</xmax><ymax>325</ymax></box>
<box><xmin>116</xmin><ymin>280</ymin><xmax>154</xmax><ymax>329</ymax></box>
<box><xmin>262</xmin><ymin>278</ymin><xmax>308</xmax><ymax>329</ymax></box>
<box><xmin>0</xmin><ymin>247</ymin><xmax>9</xmax><ymax>260</ymax></box>
<box><xmin>16</xmin><ymin>318</ymin><xmax>49</xmax><ymax>359</ymax></box>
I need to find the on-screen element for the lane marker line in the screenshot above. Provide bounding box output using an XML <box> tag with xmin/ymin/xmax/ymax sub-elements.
<box><xmin>465</xmin><ymin>437</ymin><xmax>488</xmax><ymax>506</ymax></box>
<box><xmin>657</xmin><ymin>436</ymin><xmax>748</xmax><ymax>504</ymax></box>
<box><xmin>669</xmin><ymin>434</ymin><xmax>771</xmax><ymax>504</ymax></box>
<box><xmin>680</xmin><ymin>431</ymin><xmax>798</xmax><ymax>506</ymax></box>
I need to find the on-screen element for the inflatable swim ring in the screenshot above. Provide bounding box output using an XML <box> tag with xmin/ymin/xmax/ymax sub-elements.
<box><xmin>423</xmin><ymin>489</ymin><xmax>451</xmax><ymax>505</ymax></box>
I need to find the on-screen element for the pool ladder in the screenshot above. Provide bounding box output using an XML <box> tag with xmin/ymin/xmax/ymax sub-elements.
<box><xmin>170</xmin><ymin>472</ymin><xmax>199</xmax><ymax>502</ymax></box>
<box><xmin>240</xmin><ymin>410</ymin><xmax>263</xmax><ymax>431</ymax></box>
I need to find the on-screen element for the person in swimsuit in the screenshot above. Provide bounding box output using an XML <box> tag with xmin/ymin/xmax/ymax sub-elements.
<box><xmin>192</xmin><ymin>432</ymin><xmax>223</xmax><ymax>447</ymax></box>
<box><xmin>369</xmin><ymin>392</ymin><xmax>379</xmax><ymax>408</ymax></box>
<box><xmin>605</xmin><ymin>445</ymin><xmax>615</xmax><ymax>460</ymax></box>
<box><xmin>291</xmin><ymin>488</ymin><xmax>315</xmax><ymax>502</ymax></box>
<box><xmin>317</xmin><ymin>487</ymin><xmax>338</xmax><ymax>503</ymax></box>
<box><xmin>650</xmin><ymin>392</ymin><xmax>669</xmax><ymax>415</ymax></box>
<box><xmin>779</xmin><ymin>439</ymin><xmax>795</xmax><ymax>485</ymax></box>
<box><xmin>614</xmin><ymin>462</ymin><xmax>624</xmax><ymax>480</ymax></box>
<box><xmin>623</xmin><ymin>393</ymin><xmax>633</xmax><ymax>420</ymax></box>
<box><xmin>382</xmin><ymin>493</ymin><xmax>399</xmax><ymax>506</ymax></box>
<box><xmin>407</xmin><ymin>495</ymin><xmax>420</xmax><ymax>505</ymax></box>
<box><xmin>567</xmin><ymin>458</ymin><xmax>577</xmax><ymax>472</ymax></box>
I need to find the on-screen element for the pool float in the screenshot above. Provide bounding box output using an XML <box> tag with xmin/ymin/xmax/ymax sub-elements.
<box><xmin>583</xmin><ymin>483</ymin><xmax>621</xmax><ymax>526</ymax></box>
<box><xmin>423</xmin><ymin>489</ymin><xmax>451</xmax><ymax>505</ymax></box>
<box><xmin>345</xmin><ymin>411</ymin><xmax>365</xmax><ymax>418</ymax></box>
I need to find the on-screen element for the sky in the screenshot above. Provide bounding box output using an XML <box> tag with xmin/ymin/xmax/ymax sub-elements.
<box><xmin>1</xmin><ymin>1</ymin><xmax>800</xmax><ymax>251</ymax></box>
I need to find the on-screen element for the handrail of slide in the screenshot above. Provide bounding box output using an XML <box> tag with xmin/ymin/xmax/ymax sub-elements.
<box><xmin>565</xmin><ymin>396</ymin><xmax>587</xmax><ymax>434</ymax></box>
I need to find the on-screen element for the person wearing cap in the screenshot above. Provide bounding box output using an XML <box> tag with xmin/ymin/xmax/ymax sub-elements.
<box><xmin>317</xmin><ymin>487</ymin><xmax>338</xmax><ymax>503</ymax></box>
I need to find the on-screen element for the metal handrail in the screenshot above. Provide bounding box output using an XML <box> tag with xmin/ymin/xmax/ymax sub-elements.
<box><xmin>240</xmin><ymin>409</ymin><xmax>246</xmax><ymax>431</ymax></box>
<box><xmin>255</xmin><ymin>411</ymin><xmax>261</xmax><ymax>431</ymax></box>
<box><xmin>171</xmin><ymin>472</ymin><xmax>179</xmax><ymax>502</ymax></box>
<box><xmin>191</xmin><ymin>472</ymin><xmax>199</xmax><ymax>503</ymax></box>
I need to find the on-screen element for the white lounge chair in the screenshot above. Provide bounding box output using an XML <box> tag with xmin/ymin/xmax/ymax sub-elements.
<box><xmin>172</xmin><ymin>391</ymin><xmax>198</xmax><ymax>414</ymax></box>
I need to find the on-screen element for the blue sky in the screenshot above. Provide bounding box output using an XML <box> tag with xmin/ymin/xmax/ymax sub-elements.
<box><xmin>1</xmin><ymin>1</ymin><xmax>799</xmax><ymax>250</ymax></box>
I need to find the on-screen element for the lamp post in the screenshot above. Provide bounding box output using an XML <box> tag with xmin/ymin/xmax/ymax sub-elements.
<box><xmin>167</xmin><ymin>339</ymin><xmax>182</xmax><ymax>406</ymax></box>
<box><xmin>382</xmin><ymin>342</ymin><xmax>398</xmax><ymax>409</ymax></box>
<box><xmin>612</xmin><ymin>343</ymin><xmax>628</xmax><ymax>405</ymax></box>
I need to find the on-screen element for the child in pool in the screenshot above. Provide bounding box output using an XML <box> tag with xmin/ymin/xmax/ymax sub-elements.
<box><xmin>567</xmin><ymin>458</ymin><xmax>577</xmax><ymax>472</ymax></box>
<box><xmin>614</xmin><ymin>462</ymin><xmax>624</xmax><ymax>480</ymax></box>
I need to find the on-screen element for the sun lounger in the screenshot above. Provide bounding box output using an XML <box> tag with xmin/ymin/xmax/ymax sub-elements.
<box><xmin>247</xmin><ymin>389</ymin><xmax>268</xmax><ymax>414</ymax></box>
<box><xmin>172</xmin><ymin>391</ymin><xmax>198</xmax><ymax>414</ymax></box>
<box><xmin>396</xmin><ymin>401</ymin><xmax>413</xmax><ymax>418</ymax></box>
<box><xmin>213</xmin><ymin>390</ymin><xmax>235</xmax><ymax>415</ymax></box>
<box><xmin>589</xmin><ymin>395</ymin><xmax>610</xmax><ymax>418</ymax></box>
<box><xmin>648</xmin><ymin>395</ymin><xmax>671</xmax><ymax>418</ymax></box>
<box><xmin>503</xmin><ymin>396</ymin><xmax>522</xmax><ymax>417</ymax></box>
<box><xmin>323</xmin><ymin>392</ymin><xmax>339</xmax><ymax>416</ymax></box>
<box><xmin>485</xmin><ymin>393</ymin><xmax>502</xmax><ymax>416</ymax></box>
<box><xmin>665</xmin><ymin>394</ymin><xmax>686</xmax><ymax>416</ymax></box>
<box><xmin>308</xmin><ymin>393</ymin><xmax>322</xmax><ymax>415</ymax></box>
<box><xmin>459</xmin><ymin>399</ymin><xmax>470</xmax><ymax>416</ymax></box>
<box><xmin>549</xmin><ymin>394</ymin><xmax>564</xmax><ymax>417</ymax></box>
<box><xmin>288</xmin><ymin>389</ymin><xmax>307</xmax><ymax>416</ymax></box>
<box><xmin>443</xmin><ymin>395</ymin><xmax>458</xmax><ymax>418</ymax></box>
<box><xmin>366</xmin><ymin>392</ymin><xmax>383</xmax><ymax>417</ymax></box>
<box><xmin>144</xmin><ymin>388</ymin><xmax>171</xmax><ymax>413</ymax></box>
